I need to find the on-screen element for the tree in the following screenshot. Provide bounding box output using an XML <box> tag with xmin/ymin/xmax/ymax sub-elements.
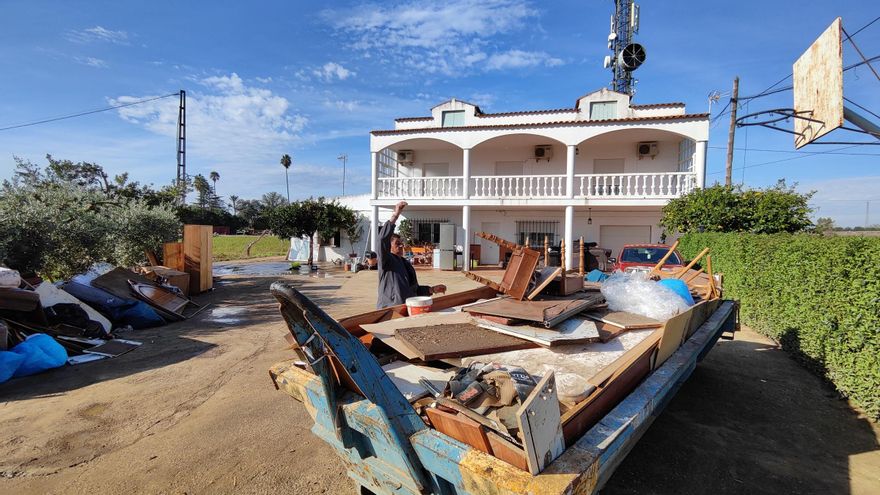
<box><xmin>209</xmin><ymin>170</ymin><xmax>220</xmax><ymax>193</ymax></box>
<box><xmin>661</xmin><ymin>181</ymin><xmax>814</xmax><ymax>234</ymax></box>
<box><xmin>229</xmin><ymin>195</ymin><xmax>240</xmax><ymax>215</ymax></box>
<box><xmin>268</xmin><ymin>199</ymin><xmax>323</xmax><ymax>266</ymax></box>
<box><xmin>815</xmin><ymin>217</ymin><xmax>835</xmax><ymax>234</ymax></box>
<box><xmin>192</xmin><ymin>174</ymin><xmax>212</xmax><ymax>209</ymax></box>
<box><xmin>280</xmin><ymin>154</ymin><xmax>292</xmax><ymax>202</ymax></box>
<box><xmin>261</xmin><ymin>191</ymin><xmax>287</xmax><ymax>210</ymax></box>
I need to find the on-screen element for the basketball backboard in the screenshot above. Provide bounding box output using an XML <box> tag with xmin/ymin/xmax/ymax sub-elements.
<box><xmin>793</xmin><ymin>17</ymin><xmax>844</xmax><ymax>148</ymax></box>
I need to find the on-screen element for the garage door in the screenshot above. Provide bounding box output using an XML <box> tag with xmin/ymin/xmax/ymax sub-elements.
<box><xmin>600</xmin><ymin>225</ymin><xmax>652</xmax><ymax>259</ymax></box>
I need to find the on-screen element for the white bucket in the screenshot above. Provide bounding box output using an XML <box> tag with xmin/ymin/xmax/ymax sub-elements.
<box><xmin>406</xmin><ymin>296</ymin><xmax>433</xmax><ymax>315</ymax></box>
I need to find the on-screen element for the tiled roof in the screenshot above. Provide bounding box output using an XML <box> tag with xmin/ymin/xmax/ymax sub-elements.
<box><xmin>630</xmin><ymin>102</ymin><xmax>686</xmax><ymax>109</ymax></box>
<box><xmin>372</xmin><ymin>113</ymin><xmax>709</xmax><ymax>135</ymax></box>
<box><xmin>477</xmin><ymin>108</ymin><xmax>578</xmax><ymax>118</ymax></box>
<box><xmin>394</xmin><ymin>116</ymin><xmax>433</xmax><ymax>122</ymax></box>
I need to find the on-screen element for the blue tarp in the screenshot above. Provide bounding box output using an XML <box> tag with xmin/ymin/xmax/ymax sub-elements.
<box><xmin>0</xmin><ymin>334</ymin><xmax>68</xmax><ymax>383</ymax></box>
<box><xmin>61</xmin><ymin>282</ymin><xmax>164</xmax><ymax>329</ymax></box>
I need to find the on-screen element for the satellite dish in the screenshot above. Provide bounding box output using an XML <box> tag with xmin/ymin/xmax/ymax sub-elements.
<box><xmin>618</xmin><ymin>43</ymin><xmax>646</xmax><ymax>71</ymax></box>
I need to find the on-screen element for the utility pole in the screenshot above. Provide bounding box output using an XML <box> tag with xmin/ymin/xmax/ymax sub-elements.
<box><xmin>176</xmin><ymin>90</ymin><xmax>186</xmax><ymax>204</ymax></box>
<box><xmin>337</xmin><ymin>153</ymin><xmax>348</xmax><ymax>196</ymax></box>
<box><xmin>725</xmin><ymin>77</ymin><xmax>739</xmax><ymax>186</ymax></box>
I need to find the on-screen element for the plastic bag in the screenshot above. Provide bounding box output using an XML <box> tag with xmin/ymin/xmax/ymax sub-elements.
<box><xmin>601</xmin><ymin>272</ymin><xmax>691</xmax><ymax>320</ymax></box>
<box><xmin>0</xmin><ymin>351</ymin><xmax>25</xmax><ymax>383</ymax></box>
<box><xmin>0</xmin><ymin>267</ymin><xmax>21</xmax><ymax>288</ymax></box>
<box><xmin>10</xmin><ymin>334</ymin><xmax>68</xmax><ymax>377</ymax></box>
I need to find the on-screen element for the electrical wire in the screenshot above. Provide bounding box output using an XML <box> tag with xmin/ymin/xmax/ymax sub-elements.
<box><xmin>708</xmin><ymin>145</ymin><xmax>860</xmax><ymax>175</ymax></box>
<box><xmin>709</xmin><ymin>145</ymin><xmax>880</xmax><ymax>156</ymax></box>
<box><xmin>0</xmin><ymin>92</ymin><xmax>179</xmax><ymax>132</ymax></box>
<box><xmin>849</xmin><ymin>15</ymin><xmax>880</xmax><ymax>38</ymax></box>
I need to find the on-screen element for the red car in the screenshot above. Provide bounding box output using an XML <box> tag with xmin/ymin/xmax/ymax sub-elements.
<box><xmin>611</xmin><ymin>243</ymin><xmax>685</xmax><ymax>273</ymax></box>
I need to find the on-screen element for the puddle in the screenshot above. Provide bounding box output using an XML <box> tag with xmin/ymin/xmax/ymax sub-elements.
<box><xmin>213</xmin><ymin>261</ymin><xmax>339</xmax><ymax>278</ymax></box>
<box><xmin>205</xmin><ymin>306</ymin><xmax>248</xmax><ymax>324</ymax></box>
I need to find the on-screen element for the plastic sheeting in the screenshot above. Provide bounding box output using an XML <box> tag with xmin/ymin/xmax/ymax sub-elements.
<box><xmin>601</xmin><ymin>272</ymin><xmax>691</xmax><ymax>321</ymax></box>
<box><xmin>287</xmin><ymin>236</ymin><xmax>310</xmax><ymax>262</ymax></box>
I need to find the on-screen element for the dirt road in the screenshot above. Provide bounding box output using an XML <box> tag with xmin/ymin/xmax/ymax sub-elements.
<box><xmin>1</xmin><ymin>263</ymin><xmax>878</xmax><ymax>494</ymax></box>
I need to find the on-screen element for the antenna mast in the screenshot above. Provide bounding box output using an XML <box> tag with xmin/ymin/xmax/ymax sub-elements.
<box><xmin>605</xmin><ymin>0</ymin><xmax>646</xmax><ymax>97</ymax></box>
<box><xmin>176</xmin><ymin>90</ymin><xmax>186</xmax><ymax>204</ymax></box>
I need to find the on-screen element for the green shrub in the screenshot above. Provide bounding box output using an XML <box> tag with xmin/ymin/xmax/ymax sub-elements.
<box><xmin>679</xmin><ymin>232</ymin><xmax>880</xmax><ymax>419</ymax></box>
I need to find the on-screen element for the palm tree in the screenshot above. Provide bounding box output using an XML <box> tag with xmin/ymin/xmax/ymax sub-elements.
<box><xmin>280</xmin><ymin>154</ymin><xmax>292</xmax><ymax>202</ymax></box>
<box><xmin>209</xmin><ymin>170</ymin><xmax>220</xmax><ymax>193</ymax></box>
<box><xmin>229</xmin><ymin>194</ymin><xmax>240</xmax><ymax>215</ymax></box>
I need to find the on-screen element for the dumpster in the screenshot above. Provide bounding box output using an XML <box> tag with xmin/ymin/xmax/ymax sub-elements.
<box><xmin>269</xmin><ymin>283</ymin><xmax>737</xmax><ymax>494</ymax></box>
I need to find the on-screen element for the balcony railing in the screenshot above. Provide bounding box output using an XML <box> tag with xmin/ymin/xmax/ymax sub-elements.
<box><xmin>471</xmin><ymin>175</ymin><xmax>566</xmax><ymax>199</ymax></box>
<box><xmin>376</xmin><ymin>172</ymin><xmax>697</xmax><ymax>200</ymax></box>
<box><xmin>575</xmin><ymin>172</ymin><xmax>697</xmax><ymax>199</ymax></box>
<box><xmin>377</xmin><ymin>176</ymin><xmax>463</xmax><ymax>199</ymax></box>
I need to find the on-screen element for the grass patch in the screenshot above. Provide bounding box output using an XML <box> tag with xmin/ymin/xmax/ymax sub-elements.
<box><xmin>212</xmin><ymin>235</ymin><xmax>289</xmax><ymax>261</ymax></box>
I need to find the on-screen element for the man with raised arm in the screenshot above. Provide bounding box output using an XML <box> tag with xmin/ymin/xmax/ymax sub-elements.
<box><xmin>377</xmin><ymin>201</ymin><xmax>446</xmax><ymax>309</ymax></box>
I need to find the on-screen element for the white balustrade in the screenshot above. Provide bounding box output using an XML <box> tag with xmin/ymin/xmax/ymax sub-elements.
<box><xmin>470</xmin><ymin>175</ymin><xmax>567</xmax><ymax>199</ymax></box>
<box><xmin>377</xmin><ymin>176</ymin><xmax>463</xmax><ymax>199</ymax></box>
<box><xmin>576</xmin><ymin>172</ymin><xmax>697</xmax><ymax>199</ymax></box>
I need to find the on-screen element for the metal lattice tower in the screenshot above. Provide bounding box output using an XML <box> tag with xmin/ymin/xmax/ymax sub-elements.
<box><xmin>175</xmin><ymin>90</ymin><xmax>186</xmax><ymax>204</ymax></box>
<box><xmin>607</xmin><ymin>0</ymin><xmax>646</xmax><ymax>97</ymax></box>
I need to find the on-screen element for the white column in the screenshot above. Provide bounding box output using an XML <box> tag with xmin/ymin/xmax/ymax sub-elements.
<box><xmin>370</xmin><ymin>151</ymin><xmax>379</xmax><ymax>199</ymax></box>
<box><xmin>462</xmin><ymin>148</ymin><xmax>471</xmax><ymax>199</ymax></box>
<box><xmin>370</xmin><ymin>205</ymin><xmax>379</xmax><ymax>252</ymax></box>
<box><xmin>694</xmin><ymin>140</ymin><xmax>707</xmax><ymax>189</ymax></box>
<box><xmin>462</xmin><ymin>205</ymin><xmax>471</xmax><ymax>270</ymax></box>
<box><xmin>566</xmin><ymin>145</ymin><xmax>576</xmax><ymax>198</ymax></box>
<box><xmin>564</xmin><ymin>205</ymin><xmax>574</xmax><ymax>271</ymax></box>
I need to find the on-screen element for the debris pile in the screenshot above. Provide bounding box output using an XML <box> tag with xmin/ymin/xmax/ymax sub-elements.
<box><xmin>277</xmin><ymin>233</ymin><xmax>725</xmax><ymax>475</ymax></box>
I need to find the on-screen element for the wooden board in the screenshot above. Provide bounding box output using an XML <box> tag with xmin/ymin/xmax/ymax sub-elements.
<box><xmin>142</xmin><ymin>266</ymin><xmax>190</xmax><ymax>297</ymax></box>
<box><xmin>587</xmin><ymin>327</ymin><xmax>663</xmax><ymax>388</ymax></box>
<box><xmin>502</xmin><ymin>247</ymin><xmax>540</xmax><ymax>300</ymax></box>
<box><xmin>463</xmin><ymin>294</ymin><xmax>603</xmax><ymax>327</ymax></box>
<box><xmin>595</xmin><ymin>321</ymin><xmax>627</xmax><ymax>343</ymax></box>
<box><xmin>485</xmin><ymin>431</ymin><xmax>528</xmax><ymax>471</ymax></box>
<box><xmin>527</xmin><ymin>267</ymin><xmax>563</xmax><ymax>300</ymax></box>
<box><xmin>517</xmin><ymin>372</ymin><xmax>565</xmax><ymax>475</ymax></box>
<box><xmin>426</xmin><ymin>407</ymin><xmax>492</xmax><ymax>454</ymax></box>
<box><xmin>583</xmin><ymin>309</ymin><xmax>661</xmax><ymax>330</ymax></box>
<box><xmin>395</xmin><ymin>323</ymin><xmax>536</xmax><ymax>360</ymax></box>
<box><xmin>128</xmin><ymin>281</ymin><xmax>190</xmax><ymax>319</ymax></box>
<box><xmin>793</xmin><ymin>17</ymin><xmax>843</xmax><ymax>148</ymax></box>
<box><xmin>83</xmin><ymin>338</ymin><xmax>142</xmax><ymax>357</ymax></box>
<box><xmin>655</xmin><ymin>307</ymin><xmax>693</xmax><ymax>369</ymax></box>
<box><xmin>91</xmin><ymin>267</ymin><xmax>158</xmax><ymax>301</ymax></box>
<box><xmin>474</xmin><ymin>317</ymin><xmax>599</xmax><ymax>347</ymax></box>
<box><xmin>381</xmin><ymin>361</ymin><xmax>454</xmax><ymax>402</ymax></box>
<box><xmin>183</xmin><ymin>224</ymin><xmax>213</xmax><ymax>294</ymax></box>
<box><xmin>163</xmin><ymin>242</ymin><xmax>185</xmax><ymax>272</ymax></box>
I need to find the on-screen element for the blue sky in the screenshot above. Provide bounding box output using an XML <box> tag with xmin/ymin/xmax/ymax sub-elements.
<box><xmin>1</xmin><ymin>0</ymin><xmax>877</xmax><ymax>226</ymax></box>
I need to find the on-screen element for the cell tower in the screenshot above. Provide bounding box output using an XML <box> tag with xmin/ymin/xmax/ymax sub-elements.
<box><xmin>604</xmin><ymin>0</ymin><xmax>647</xmax><ymax>97</ymax></box>
<box><xmin>175</xmin><ymin>90</ymin><xmax>186</xmax><ymax>204</ymax></box>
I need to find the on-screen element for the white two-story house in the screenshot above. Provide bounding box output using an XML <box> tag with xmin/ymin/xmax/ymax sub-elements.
<box><xmin>365</xmin><ymin>88</ymin><xmax>709</xmax><ymax>270</ymax></box>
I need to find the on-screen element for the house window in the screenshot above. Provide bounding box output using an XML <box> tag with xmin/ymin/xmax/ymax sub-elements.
<box><xmin>589</xmin><ymin>101</ymin><xmax>617</xmax><ymax>120</ymax></box>
<box><xmin>678</xmin><ymin>139</ymin><xmax>695</xmax><ymax>172</ymax></box>
<box><xmin>516</xmin><ymin>220</ymin><xmax>559</xmax><ymax>246</ymax></box>
<box><xmin>441</xmin><ymin>110</ymin><xmax>465</xmax><ymax>127</ymax></box>
<box><xmin>411</xmin><ymin>218</ymin><xmax>450</xmax><ymax>245</ymax></box>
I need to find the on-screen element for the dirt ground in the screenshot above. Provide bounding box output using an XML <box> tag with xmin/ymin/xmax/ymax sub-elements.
<box><xmin>1</xmin><ymin>261</ymin><xmax>878</xmax><ymax>494</ymax></box>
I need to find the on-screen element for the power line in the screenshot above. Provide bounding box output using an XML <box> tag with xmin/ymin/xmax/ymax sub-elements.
<box><xmin>708</xmin><ymin>145</ymin><xmax>880</xmax><ymax>156</ymax></box>
<box><xmin>708</xmin><ymin>145</ymin><xmax>859</xmax><ymax>175</ymax></box>
<box><xmin>0</xmin><ymin>93</ymin><xmax>179</xmax><ymax>132</ymax></box>
<box><xmin>849</xmin><ymin>15</ymin><xmax>880</xmax><ymax>38</ymax></box>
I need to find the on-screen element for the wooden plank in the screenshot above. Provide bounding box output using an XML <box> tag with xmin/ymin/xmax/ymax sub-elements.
<box><xmin>394</xmin><ymin>323</ymin><xmax>536</xmax><ymax>360</ymax></box>
<box><xmin>183</xmin><ymin>224</ymin><xmax>213</xmax><ymax>294</ymax></box>
<box><xmin>486</xmin><ymin>430</ymin><xmax>529</xmax><ymax>471</ymax></box>
<box><xmin>426</xmin><ymin>408</ymin><xmax>492</xmax><ymax>454</ymax></box>
<box><xmin>463</xmin><ymin>295</ymin><xmax>603</xmax><ymax>327</ymax></box>
<box><xmin>583</xmin><ymin>309</ymin><xmax>661</xmax><ymax>330</ymax></box>
<box><xmin>527</xmin><ymin>267</ymin><xmax>562</xmax><ymax>300</ymax></box>
<box><xmin>381</xmin><ymin>361</ymin><xmax>454</xmax><ymax>402</ymax></box>
<box><xmin>144</xmin><ymin>250</ymin><xmax>160</xmax><ymax>266</ymax></box>
<box><xmin>463</xmin><ymin>271</ymin><xmax>503</xmax><ymax>292</ymax></box>
<box><xmin>595</xmin><ymin>321</ymin><xmax>627</xmax><ymax>343</ymax></box>
<box><xmin>649</xmin><ymin>239</ymin><xmax>680</xmax><ymax>275</ymax></box>
<box><xmin>163</xmin><ymin>242</ymin><xmax>185</xmax><ymax>271</ymax></box>
<box><xmin>474</xmin><ymin>317</ymin><xmax>599</xmax><ymax>347</ymax></box>
<box><xmin>517</xmin><ymin>372</ymin><xmax>565</xmax><ymax>475</ymax></box>
<box><xmin>655</xmin><ymin>306</ymin><xmax>694</xmax><ymax>369</ymax></box>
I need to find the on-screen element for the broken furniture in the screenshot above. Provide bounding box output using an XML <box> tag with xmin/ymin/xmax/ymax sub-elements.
<box><xmin>465</xmin><ymin>232</ymin><xmax>540</xmax><ymax>300</ymax></box>
<box><xmin>183</xmin><ymin>224</ymin><xmax>213</xmax><ymax>294</ymax></box>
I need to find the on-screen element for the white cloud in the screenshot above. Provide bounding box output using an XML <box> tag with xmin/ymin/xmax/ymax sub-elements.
<box><xmin>74</xmin><ymin>56</ymin><xmax>108</xmax><ymax>68</ymax></box>
<box><xmin>324</xmin><ymin>99</ymin><xmax>360</xmax><ymax>112</ymax></box>
<box><xmin>67</xmin><ymin>26</ymin><xmax>129</xmax><ymax>45</ymax></box>
<box><xmin>322</xmin><ymin>0</ymin><xmax>563</xmax><ymax>76</ymax></box>
<box><xmin>255</xmin><ymin>76</ymin><xmax>273</xmax><ymax>83</ymax></box>
<box><xmin>313</xmin><ymin>62</ymin><xmax>355</xmax><ymax>81</ymax></box>
<box><xmin>110</xmin><ymin>73</ymin><xmax>307</xmax><ymax>165</ymax></box>
<box><xmin>485</xmin><ymin>50</ymin><xmax>563</xmax><ymax>70</ymax></box>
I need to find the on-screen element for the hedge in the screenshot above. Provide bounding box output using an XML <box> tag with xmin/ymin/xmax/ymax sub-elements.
<box><xmin>677</xmin><ymin>233</ymin><xmax>880</xmax><ymax>419</ymax></box>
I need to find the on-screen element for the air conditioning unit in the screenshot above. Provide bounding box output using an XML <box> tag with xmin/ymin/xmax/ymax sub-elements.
<box><xmin>397</xmin><ymin>150</ymin><xmax>414</xmax><ymax>165</ymax></box>
<box><xmin>637</xmin><ymin>141</ymin><xmax>658</xmax><ymax>159</ymax></box>
<box><xmin>534</xmin><ymin>145</ymin><xmax>553</xmax><ymax>161</ymax></box>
